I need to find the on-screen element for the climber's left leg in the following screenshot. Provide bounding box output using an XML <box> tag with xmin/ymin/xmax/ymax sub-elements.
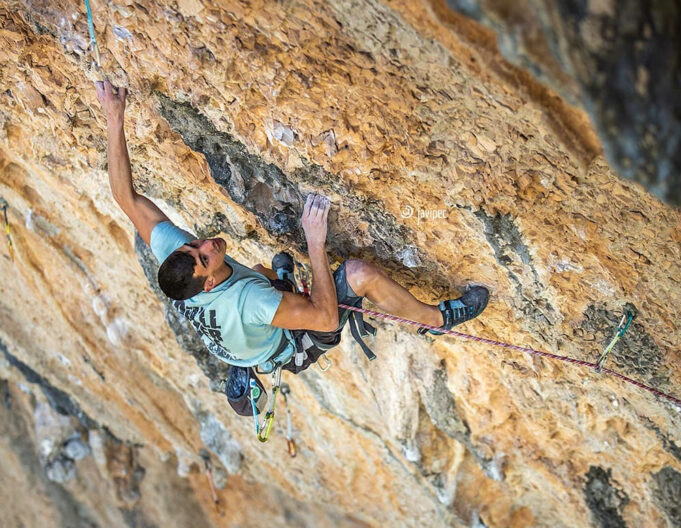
<box><xmin>252</xmin><ymin>264</ymin><xmax>278</xmax><ymax>281</ymax></box>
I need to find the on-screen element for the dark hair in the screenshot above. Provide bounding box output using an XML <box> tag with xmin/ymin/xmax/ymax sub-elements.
<box><xmin>157</xmin><ymin>250</ymin><xmax>206</xmax><ymax>300</ymax></box>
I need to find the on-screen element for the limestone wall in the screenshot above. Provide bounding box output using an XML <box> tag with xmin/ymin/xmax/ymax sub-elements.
<box><xmin>0</xmin><ymin>1</ymin><xmax>679</xmax><ymax>527</ymax></box>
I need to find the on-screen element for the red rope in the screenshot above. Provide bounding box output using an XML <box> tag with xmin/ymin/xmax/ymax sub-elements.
<box><xmin>338</xmin><ymin>304</ymin><xmax>681</xmax><ymax>408</ymax></box>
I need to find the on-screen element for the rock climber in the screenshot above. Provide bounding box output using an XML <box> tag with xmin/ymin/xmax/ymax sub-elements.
<box><xmin>95</xmin><ymin>79</ymin><xmax>489</xmax><ymax>374</ymax></box>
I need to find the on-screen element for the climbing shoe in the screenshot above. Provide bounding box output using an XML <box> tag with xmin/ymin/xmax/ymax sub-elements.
<box><xmin>271</xmin><ymin>251</ymin><xmax>298</xmax><ymax>292</ymax></box>
<box><xmin>272</xmin><ymin>252</ymin><xmax>294</xmax><ymax>280</ymax></box>
<box><xmin>418</xmin><ymin>286</ymin><xmax>489</xmax><ymax>336</ymax></box>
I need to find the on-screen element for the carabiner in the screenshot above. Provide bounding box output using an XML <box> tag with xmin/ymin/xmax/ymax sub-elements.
<box><xmin>595</xmin><ymin>310</ymin><xmax>635</xmax><ymax>373</ymax></box>
<box><xmin>256</xmin><ymin>367</ymin><xmax>282</xmax><ymax>442</ymax></box>
<box><xmin>280</xmin><ymin>383</ymin><xmax>297</xmax><ymax>457</ymax></box>
<box><xmin>616</xmin><ymin>310</ymin><xmax>635</xmax><ymax>338</ymax></box>
<box><xmin>257</xmin><ymin>407</ymin><xmax>277</xmax><ymax>442</ymax></box>
<box><xmin>317</xmin><ymin>355</ymin><xmax>332</xmax><ymax>372</ymax></box>
<box><xmin>0</xmin><ymin>198</ymin><xmax>14</xmax><ymax>261</ymax></box>
<box><xmin>296</xmin><ymin>261</ymin><xmax>311</xmax><ymax>297</ymax></box>
<box><xmin>287</xmin><ymin>438</ymin><xmax>297</xmax><ymax>458</ymax></box>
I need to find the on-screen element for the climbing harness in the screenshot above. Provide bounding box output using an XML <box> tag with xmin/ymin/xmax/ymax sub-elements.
<box><xmin>595</xmin><ymin>310</ymin><xmax>635</xmax><ymax>373</ymax></box>
<box><xmin>291</xmin><ymin>258</ymin><xmax>377</xmax><ymax>365</ymax></box>
<box><xmin>346</xmin><ymin>305</ymin><xmax>377</xmax><ymax>361</ymax></box>
<box><xmin>337</xmin><ymin>303</ymin><xmax>681</xmax><ymax>408</ymax></box>
<box><xmin>242</xmin><ymin>259</ymin><xmax>340</xmax><ymax>447</ymax></box>
<box><xmin>280</xmin><ymin>383</ymin><xmax>297</xmax><ymax>458</ymax></box>
<box><xmin>0</xmin><ymin>198</ymin><xmax>14</xmax><ymax>261</ymax></box>
<box><xmin>83</xmin><ymin>0</ymin><xmax>102</xmax><ymax>69</ymax></box>
<box><xmin>200</xmin><ymin>449</ymin><xmax>219</xmax><ymax>506</ymax></box>
<box><xmin>250</xmin><ymin>366</ymin><xmax>282</xmax><ymax>442</ymax></box>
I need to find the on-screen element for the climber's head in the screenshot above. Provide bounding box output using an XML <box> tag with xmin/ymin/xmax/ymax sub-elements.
<box><xmin>158</xmin><ymin>238</ymin><xmax>228</xmax><ymax>300</ymax></box>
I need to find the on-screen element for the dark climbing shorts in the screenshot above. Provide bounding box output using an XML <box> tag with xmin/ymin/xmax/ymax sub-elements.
<box><xmin>282</xmin><ymin>260</ymin><xmax>364</xmax><ymax>374</ymax></box>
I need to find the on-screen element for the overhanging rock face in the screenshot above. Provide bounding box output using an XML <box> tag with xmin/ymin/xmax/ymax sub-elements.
<box><xmin>442</xmin><ymin>0</ymin><xmax>681</xmax><ymax>206</ymax></box>
<box><xmin>0</xmin><ymin>1</ymin><xmax>680</xmax><ymax>527</ymax></box>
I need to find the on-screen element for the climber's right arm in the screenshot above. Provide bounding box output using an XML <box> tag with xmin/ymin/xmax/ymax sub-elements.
<box><xmin>96</xmin><ymin>80</ymin><xmax>169</xmax><ymax>245</ymax></box>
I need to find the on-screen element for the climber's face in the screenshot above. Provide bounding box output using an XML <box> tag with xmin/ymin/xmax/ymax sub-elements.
<box><xmin>177</xmin><ymin>238</ymin><xmax>227</xmax><ymax>290</ymax></box>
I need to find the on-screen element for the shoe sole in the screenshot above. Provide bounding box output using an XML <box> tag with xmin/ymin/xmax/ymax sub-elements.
<box><xmin>272</xmin><ymin>252</ymin><xmax>294</xmax><ymax>273</ymax></box>
<box><xmin>461</xmin><ymin>286</ymin><xmax>489</xmax><ymax>318</ymax></box>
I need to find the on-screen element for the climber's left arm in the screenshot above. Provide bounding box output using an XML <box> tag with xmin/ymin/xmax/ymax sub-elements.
<box><xmin>96</xmin><ymin>80</ymin><xmax>169</xmax><ymax>245</ymax></box>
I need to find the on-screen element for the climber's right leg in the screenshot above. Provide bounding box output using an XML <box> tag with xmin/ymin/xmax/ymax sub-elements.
<box><xmin>343</xmin><ymin>259</ymin><xmax>444</xmax><ymax>327</ymax></box>
<box><xmin>344</xmin><ymin>258</ymin><xmax>489</xmax><ymax>333</ymax></box>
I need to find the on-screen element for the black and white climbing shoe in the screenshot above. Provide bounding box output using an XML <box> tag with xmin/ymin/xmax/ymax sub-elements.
<box><xmin>418</xmin><ymin>286</ymin><xmax>489</xmax><ymax>336</ymax></box>
<box><xmin>271</xmin><ymin>251</ymin><xmax>296</xmax><ymax>287</ymax></box>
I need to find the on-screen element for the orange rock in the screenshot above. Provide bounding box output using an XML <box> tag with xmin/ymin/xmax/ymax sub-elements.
<box><xmin>0</xmin><ymin>2</ymin><xmax>679</xmax><ymax>527</ymax></box>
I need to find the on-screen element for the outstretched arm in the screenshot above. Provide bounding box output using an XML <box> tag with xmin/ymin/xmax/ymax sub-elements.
<box><xmin>96</xmin><ymin>80</ymin><xmax>169</xmax><ymax>245</ymax></box>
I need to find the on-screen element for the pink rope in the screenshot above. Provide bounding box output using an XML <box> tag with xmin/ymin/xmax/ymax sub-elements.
<box><xmin>338</xmin><ymin>304</ymin><xmax>681</xmax><ymax>408</ymax></box>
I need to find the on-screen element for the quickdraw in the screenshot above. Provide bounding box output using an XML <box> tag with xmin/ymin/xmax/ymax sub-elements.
<box><xmin>296</xmin><ymin>261</ymin><xmax>311</xmax><ymax>297</ymax></box>
<box><xmin>595</xmin><ymin>310</ymin><xmax>636</xmax><ymax>373</ymax></box>
<box><xmin>0</xmin><ymin>198</ymin><xmax>14</xmax><ymax>261</ymax></box>
<box><xmin>250</xmin><ymin>366</ymin><xmax>282</xmax><ymax>442</ymax></box>
<box><xmin>199</xmin><ymin>449</ymin><xmax>219</xmax><ymax>506</ymax></box>
<box><xmin>280</xmin><ymin>383</ymin><xmax>297</xmax><ymax>458</ymax></box>
<box><xmin>83</xmin><ymin>0</ymin><xmax>102</xmax><ymax>69</ymax></box>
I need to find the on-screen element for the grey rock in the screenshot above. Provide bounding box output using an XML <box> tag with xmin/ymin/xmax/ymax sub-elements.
<box><xmin>445</xmin><ymin>0</ymin><xmax>681</xmax><ymax>206</ymax></box>
<box><xmin>652</xmin><ymin>467</ymin><xmax>681</xmax><ymax>527</ymax></box>
<box><xmin>63</xmin><ymin>437</ymin><xmax>90</xmax><ymax>461</ymax></box>
<box><xmin>113</xmin><ymin>25</ymin><xmax>133</xmax><ymax>41</ymax></box>
<box><xmin>397</xmin><ymin>245</ymin><xmax>423</xmax><ymax>268</ymax></box>
<box><xmin>45</xmin><ymin>455</ymin><xmax>77</xmax><ymax>483</ymax></box>
<box><xmin>212</xmin><ymin>465</ymin><xmax>229</xmax><ymax>490</ymax></box>
<box><xmin>197</xmin><ymin>411</ymin><xmax>243</xmax><ymax>475</ymax></box>
<box><xmin>583</xmin><ymin>466</ymin><xmax>629</xmax><ymax>528</ymax></box>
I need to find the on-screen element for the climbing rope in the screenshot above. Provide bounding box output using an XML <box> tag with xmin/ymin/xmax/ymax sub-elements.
<box><xmin>0</xmin><ymin>198</ymin><xmax>14</xmax><ymax>261</ymax></box>
<box><xmin>338</xmin><ymin>303</ymin><xmax>681</xmax><ymax>408</ymax></box>
<box><xmin>83</xmin><ymin>0</ymin><xmax>102</xmax><ymax>69</ymax></box>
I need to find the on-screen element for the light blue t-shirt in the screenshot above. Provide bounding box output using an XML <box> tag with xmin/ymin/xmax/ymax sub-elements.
<box><xmin>150</xmin><ymin>221</ymin><xmax>294</xmax><ymax>367</ymax></box>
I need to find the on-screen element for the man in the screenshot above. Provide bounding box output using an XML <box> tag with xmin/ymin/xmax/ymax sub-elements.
<box><xmin>95</xmin><ymin>79</ymin><xmax>489</xmax><ymax>373</ymax></box>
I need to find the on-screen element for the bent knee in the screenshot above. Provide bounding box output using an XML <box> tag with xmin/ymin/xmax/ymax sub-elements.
<box><xmin>345</xmin><ymin>259</ymin><xmax>376</xmax><ymax>278</ymax></box>
<box><xmin>344</xmin><ymin>259</ymin><xmax>381</xmax><ymax>296</ymax></box>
